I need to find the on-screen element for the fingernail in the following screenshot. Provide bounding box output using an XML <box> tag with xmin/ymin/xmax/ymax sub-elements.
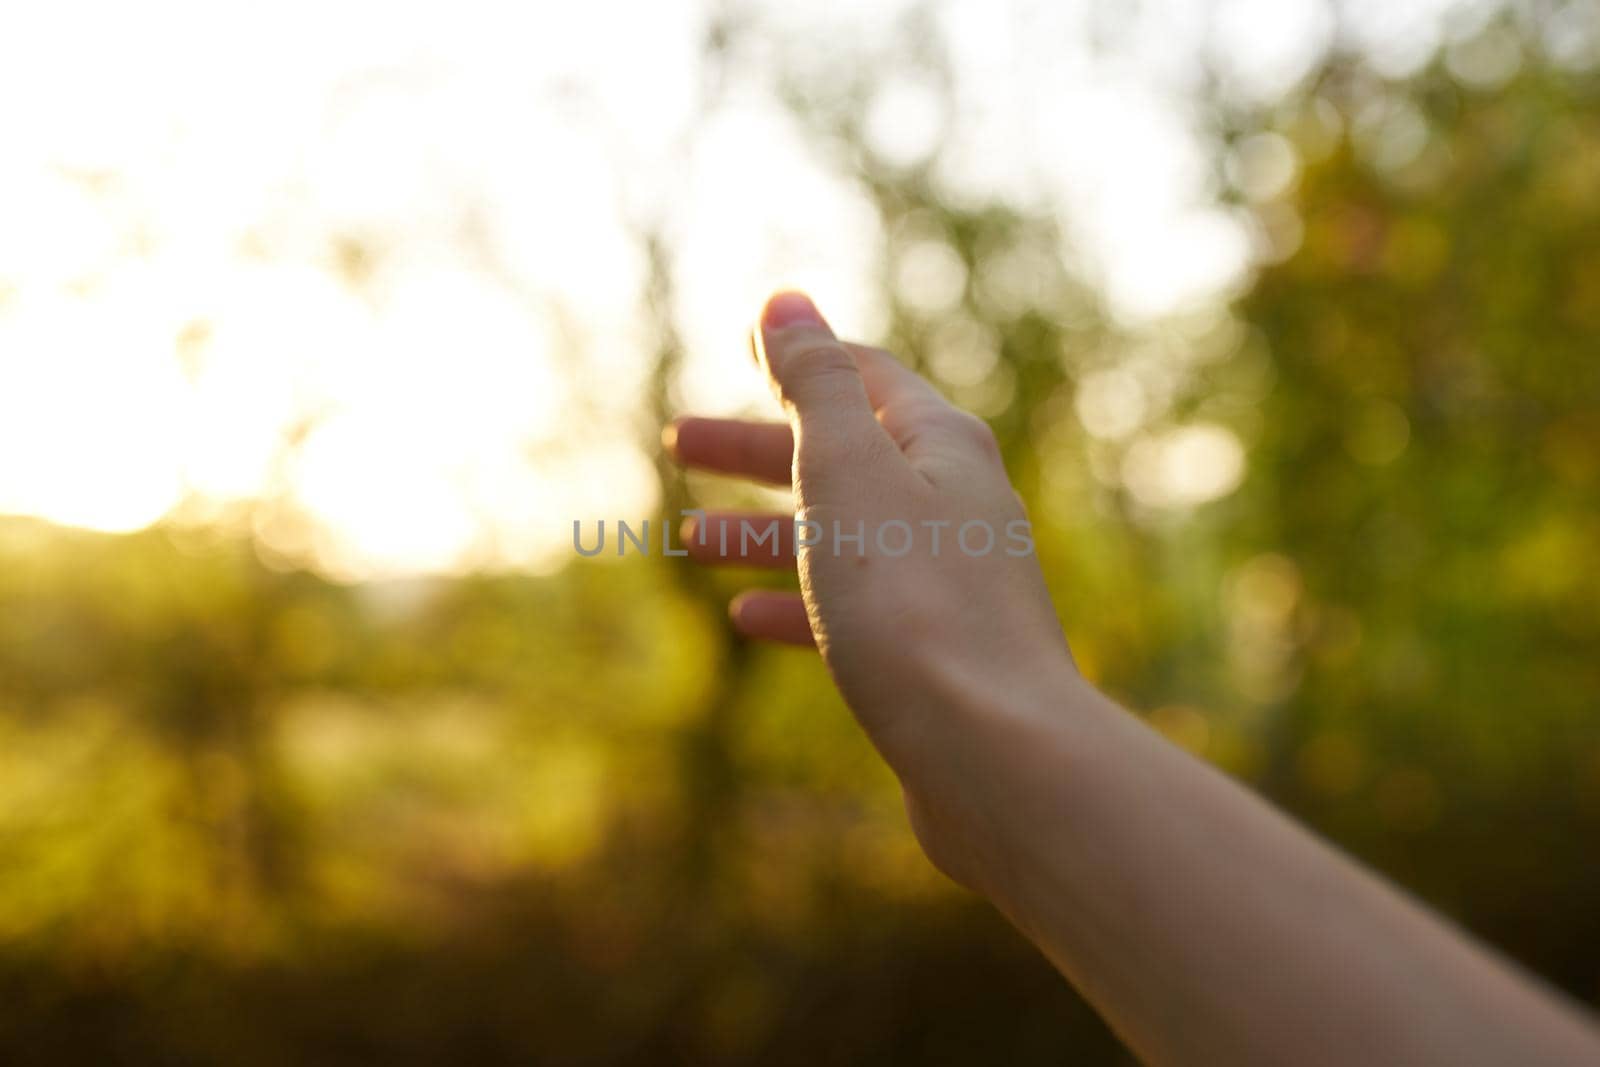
<box><xmin>660</xmin><ymin>421</ymin><xmax>680</xmax><ymax>452</ymax></box>
<box><xmin>762</xmin><ymin>291</ymin><xmax>825</xmax><ymax>330</ymax></box>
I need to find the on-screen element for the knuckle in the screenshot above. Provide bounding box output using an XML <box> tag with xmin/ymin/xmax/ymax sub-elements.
<box><xmin>795</xmin><ymin>429</ymin><xmax>897</xmax><ymax>492</ymax></box>
<box><xmin>776</xmin><ymin>341</ymin><xmax>858</xmax><ymax>399</ymax></box>
<box><xmin>940</xmin><ymin>410</ymin><xmax>1000</xmax><ymax>455</ymax></box>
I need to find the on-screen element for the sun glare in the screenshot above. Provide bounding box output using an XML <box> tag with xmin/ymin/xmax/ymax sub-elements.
<box><xmin>0</xmin><ymin>0</ymin><xmax>1469</xmax><ymax>575</ymax></box>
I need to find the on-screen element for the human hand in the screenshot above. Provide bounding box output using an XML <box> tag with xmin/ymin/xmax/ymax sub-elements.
<box><xmin>664</xmin><ymin>295</ymin><xmax>1600</xmax><ymax>1067</ymax></box>
<box><xmin>665</xmin><ymin>291</ymin><xmax>1078</xmax><ymax>889</ymax></box>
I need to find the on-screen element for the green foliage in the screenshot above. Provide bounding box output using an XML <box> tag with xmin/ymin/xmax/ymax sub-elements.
<box><xmin>4</xmin><ymin>18</ymin><xmax>1600</xmax><ymax>1065</ymax></box>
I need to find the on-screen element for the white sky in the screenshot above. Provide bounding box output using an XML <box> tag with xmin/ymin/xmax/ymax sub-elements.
<box><xmin>0</xmin><ymin>0</ymin><xmax>1510</xmax><ymax>577</ymax></box>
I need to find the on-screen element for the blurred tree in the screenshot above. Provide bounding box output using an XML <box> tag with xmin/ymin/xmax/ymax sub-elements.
<box><xmin>2</xmin><ymin>7</ymin><xmax>1599</xmax><ymax>1065</ymax></box>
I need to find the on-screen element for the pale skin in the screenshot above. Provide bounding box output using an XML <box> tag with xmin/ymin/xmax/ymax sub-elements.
<box><xmin>663</xmin><ymin>290</ymin><xmax>1600</xmax><ymax>1066</ymax></box>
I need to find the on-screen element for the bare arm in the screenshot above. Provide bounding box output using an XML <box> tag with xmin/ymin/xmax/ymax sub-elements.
<box><xmin>665</xmin><ymin>291</ymin><xmax>1600</xmax><ymax>1066</ymax></box>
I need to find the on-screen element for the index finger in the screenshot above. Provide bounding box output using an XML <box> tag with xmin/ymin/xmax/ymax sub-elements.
<box><xmin>663</xmin><ymin>416</ymin><xmax>794</xmax><ymax>485</ymax></box>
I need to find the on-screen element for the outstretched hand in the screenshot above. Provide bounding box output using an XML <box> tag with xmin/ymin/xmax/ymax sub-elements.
<box><xmin>664</xmin><ymin>292</ymin><xmax>1600</xmax><ymax>1067</ymax></box>
<box><xmin>665</xmin><ymin>290</ymin><xmax>1076</xmax><ymax>889</ymax></box>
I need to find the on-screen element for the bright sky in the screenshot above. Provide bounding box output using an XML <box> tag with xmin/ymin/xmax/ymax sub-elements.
<box><xmin>0</xmin><ymin>0</ymin><xmax>1495</xmax><ymax>577</ymax></box>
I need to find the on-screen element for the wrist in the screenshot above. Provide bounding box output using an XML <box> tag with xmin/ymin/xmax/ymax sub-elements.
<box><xmin>898</xmin><ymin>646</ymin><xmax>1094</xmax><ymax>899</ymax></box>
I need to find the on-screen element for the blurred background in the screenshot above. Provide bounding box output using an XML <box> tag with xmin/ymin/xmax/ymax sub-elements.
<box><xmin>2</xmin><ymin>0</ymin><xmax>1599</xmax><ymax>1062</ymax></box>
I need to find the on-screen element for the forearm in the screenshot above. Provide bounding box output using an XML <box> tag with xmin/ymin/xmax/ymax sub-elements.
<box><xmin>674</xmin><ymin>294</ymin><xmax>1599</xmax><ymax>1064</ymax></box>
<box><xmin>951</xmin><ymin>665</ymin><xmax>1600</xmax><ymax>1066</ymax></box>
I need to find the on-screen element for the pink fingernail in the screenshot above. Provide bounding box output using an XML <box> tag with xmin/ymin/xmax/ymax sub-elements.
<box><xmin>762</xmin><ymin>291</ymin><xmax>825</xmax><ymax>329</ymax></box>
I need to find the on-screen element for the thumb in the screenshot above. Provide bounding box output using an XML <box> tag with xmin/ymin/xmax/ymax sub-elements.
<box><xmin>754</xmin><ymin>291</ymin><xmax>897</xmax><ymax>488</ymax></box>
